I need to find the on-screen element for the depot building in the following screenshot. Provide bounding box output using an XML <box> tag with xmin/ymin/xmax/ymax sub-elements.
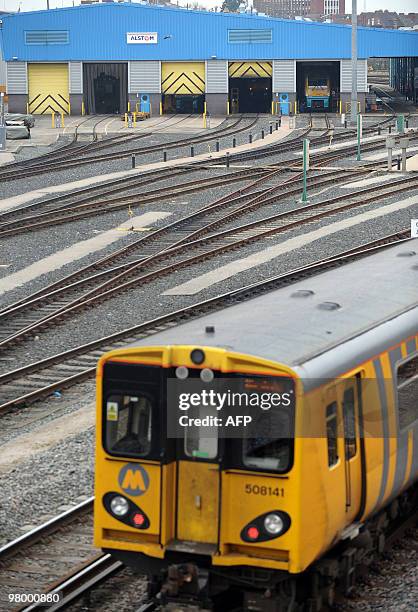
<box><xmin>1</xmin><ymin>2</ymin><xmax>417</xmax><ymax>116</ymax></box>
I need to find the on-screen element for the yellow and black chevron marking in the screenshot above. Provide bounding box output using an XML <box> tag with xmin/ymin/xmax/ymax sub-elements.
<box><xmin>161</xmin><ymin>62</ymin><xmax>205</xmax><ymax>95</ymax></box>
<box><xmin>28</xmin><ymin>63</ymin><xmax>70</xmax><ymax>114</ymax></box>
<box><xmin>28</xmin><ymin>93</ymin><xmax>69</xmax><ymax>115</ymax></box>
<box><xmin>228</xmin><ymin>61</ymin><xmax>272</xmax><ymax>78</ymax></box>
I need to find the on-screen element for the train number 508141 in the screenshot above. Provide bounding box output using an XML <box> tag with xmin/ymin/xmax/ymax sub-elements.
<box><xmin>245</xmin><ymin>484</ymin><xmax>284</xmax><ymax>497</ymax></box>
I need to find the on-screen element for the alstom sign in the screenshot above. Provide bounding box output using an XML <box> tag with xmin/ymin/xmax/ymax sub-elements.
<box><xmin>127</xmin><ymin>32</ymin><xmax>158</xmax><ymax>44</ymax></box>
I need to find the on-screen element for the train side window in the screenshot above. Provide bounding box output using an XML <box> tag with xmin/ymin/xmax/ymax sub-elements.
<box><xmin>343</xmin><ymin>388</ymin><xmax>357</xmax><ymax>459</ymax></box>
<box><xmin>326</xmin><ymin>402</ymin><xmax>339</xmax><ymax>467</ymax></box>
<box><xmin>105</xmin><ymin>394</ymin><xmax>152</xmax><ymax>457</ymax></box>
<box><xmin>397</xmin><ymin>355</ymin><xmax>418</xmax><ymax>429</ymax></box>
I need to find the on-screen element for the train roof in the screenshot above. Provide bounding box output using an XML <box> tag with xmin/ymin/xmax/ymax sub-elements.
<box><xmin>125</xmin><ymin>240</ymin><xmax>418</xmax><ymax>378</ymax></box>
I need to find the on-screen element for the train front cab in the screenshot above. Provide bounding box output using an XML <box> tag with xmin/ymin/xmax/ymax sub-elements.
<box><xmin>94</xmin><ymin>346</ymin><xmax>311</xmax><ymax>576</ymax></box>
<box><xmin>305</xmin><ymin>76</ymin><xmax>330</xmax><ymax>110</ymax></box>
<box><xmin>93</xmin><ymin>343</ymin><xmax>416</xmax><ymax>600</ymax></box>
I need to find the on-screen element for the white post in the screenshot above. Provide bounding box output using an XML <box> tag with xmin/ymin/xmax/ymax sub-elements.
<box><xmin>386</xmin><ymin>136</ymin><xmax>395</xmax><ymax>172</ymax></box>
<box><xmin>400</xmin><ymin>137</ymin><xmax>409</xmax><ymax>172</ymax></box>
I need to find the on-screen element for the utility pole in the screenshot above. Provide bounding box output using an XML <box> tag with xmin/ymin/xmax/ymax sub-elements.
<box><xmin>351</xmin><ymin>0</ymin><xmax>358</xmax><ymax>125</ymax></box>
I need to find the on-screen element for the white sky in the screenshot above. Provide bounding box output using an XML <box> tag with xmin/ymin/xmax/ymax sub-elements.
<box><xmin>2</xmin><ymin>1</ymin><xmax>418</xmax><ymax>14</ymax></box>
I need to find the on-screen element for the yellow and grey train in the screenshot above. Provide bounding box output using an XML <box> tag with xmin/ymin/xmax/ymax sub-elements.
<box><xmin>94</xmin><ymin>240</ymin><xmax>418</xmax><ymax>611</ymax></box>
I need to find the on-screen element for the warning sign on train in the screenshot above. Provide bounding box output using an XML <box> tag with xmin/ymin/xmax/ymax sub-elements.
<box><xmin>127</xmin><ymin>32</ymin><xmax>158</xmax><ymax>44</ymax></box>
<box><xmin>106</xmin><ymin>401</ymin><xmax>119</xmax><ymax>421</ymax></box>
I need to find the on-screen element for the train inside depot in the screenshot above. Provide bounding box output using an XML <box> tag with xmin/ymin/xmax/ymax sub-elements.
<box><xmin>296</xmin><ymin>61</ymin><xmax>340</xmax><ymax>113</ymax></box>
<box><xmin>94</xmin><ymin>241</ymin><xmax>418</xmax><ymax>611</ymax></box>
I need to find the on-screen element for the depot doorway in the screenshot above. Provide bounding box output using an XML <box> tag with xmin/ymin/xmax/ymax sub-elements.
<box><xmin>296</xmin><ymin>61</ymin><xmax>340</xmax><ymax>113</ymax></box>
<box><xmin>229</xmin><ymin>77</ymin><xmax>272</xmax><ymax>113</ymax></box>
<box><xmin>228</xmin><ymin>62</ymin><xmax>272</xmax><ymax>113</ymax></box>
<box><xmin>83</xmin><ymin>63</ymin><xmax>128</xmax><ymax>114</ymax></box>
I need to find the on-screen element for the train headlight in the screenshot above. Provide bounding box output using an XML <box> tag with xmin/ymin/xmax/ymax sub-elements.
<box><xmin>110</xmin><ymin>496</ymin><xmax>129</xmax><ymax>517</ymax></box>
<box><xmin>264</xmin><ymin>513</ymin><xmax>284</xmax><ymax>535</ymax></box>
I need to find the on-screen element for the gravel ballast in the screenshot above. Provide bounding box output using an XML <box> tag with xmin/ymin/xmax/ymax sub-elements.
<box><xmin>0</xmin><ymin>185</ymin><xmax>416</xmax><ymax>375</ymax></box>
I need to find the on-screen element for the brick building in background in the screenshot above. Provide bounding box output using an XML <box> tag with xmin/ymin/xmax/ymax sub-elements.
<box><xmin>330</xmin><ymin>11</ymin><xmax>418</xmax><ymax>29</ymax></box>
<box><xmin>358</xmin><ymin>11</ymin><xmax>418</xmax><ymax>29</ymax></box>
<box><xmin>253</xmin><ymin>0</ymin><xmax>345</xmax><ymax>19</ymax></box>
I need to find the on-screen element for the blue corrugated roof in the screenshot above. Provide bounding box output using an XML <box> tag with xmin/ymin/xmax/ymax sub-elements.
<box><xmin>1</xmin><ymin>3</ymin><xmax>417</xmax><ymax>62</ymax></box>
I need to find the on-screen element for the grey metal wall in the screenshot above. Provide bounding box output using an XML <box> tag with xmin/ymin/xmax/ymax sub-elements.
<box><xmin>0</xmin><ymin>46</ymin><xmax>6</xmax><ymax>86</ymax></box>
<box><xmin>0</xmin><ymin>61</ymin><xmax>6</xmax><ymax>86</ymax></box>
<box><xmin>340</xmin><ymin>59</ymin><xmax>368</xmax><ymax>93</ymax></box>
<box><xmin>69</xmin><ymin>61</ymin><xmax>83</xmax><ymax>94</ymax></box>
<box><xmin>272</xmin><ymin>59</ymin><xmax>296</xmax><ymax>93</ymax></box>
<box><xmin>6</xmin><ymin>61</ymin><xmax>27</xmax><ymax>94</ymax></box>
<box><xmin>128</xmin><ymin>61</ymin><xmax>160</xmax><ymax>94</ymax></box>
<box><xmin>205</xmin><ymin>60</ymin><xmax>228</xmax><ymax>94</ymax></box>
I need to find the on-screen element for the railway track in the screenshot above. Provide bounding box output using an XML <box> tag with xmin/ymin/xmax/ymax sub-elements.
<box><xmin>0</xmin><ymin>114</ymin><xmax>198</xmax><ymax>174</ymax></box>
<box><xmin>0</xmin><ymin>117</ymin><xmax>318</xmax><ymax>235</ymax></box>
<box><xmin>9</xmin><ymin>114</ymin><xmax>117</xmax><ymax>168</ymax></box>
<box><xmin>0</xmin><ymin>163</ymin><xmax>405</xmax><ymax>350</ymax></box>
<box><xmin>0</xmin><ymin>111</ymin><xmax>397</xmax><ymax>185</ymax></box>
<box><xmin>0</xmin><ymin>118</ymin><xmax>406</xmax><ymax>238</ymax></box>
<box><xmin>309</xmin><ymin>114</ymin><xmax>331</xmax><ymax>130</ymax></box>
<box><xmin>0</xmin><ymin>498</ymin><xmax>122</xmax><ymax>612</ymax></box>
<box><xmin>0</xmin><ymin>229</ymin><xmax>411</xmax><ymax>413</ymax></box>
<box><xmin>0</xmin><ymin>115</ymin><xmax>260</xmax><ymax>182</ymax></box>
<box><xmin>8</xmin><ymin>113</ymin><xmax>198</xmax><ymax>172</ymax></box>
<box><xmin>231</xmin><ymin>125</ymin><xmax>417</xmax><ymax>166</ymax></box>
<box><xmin>0</xmin><ymin>166</ymin><xmax>270</xmax><ymax>237</ymax></box>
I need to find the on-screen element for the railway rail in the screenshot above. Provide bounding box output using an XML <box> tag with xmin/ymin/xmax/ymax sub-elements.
<box><xmin>0</xmin><ymin>163</ymin><xmax>411</xmax><ymax>352</ymax></box>
<box><xmin>0</xmin><ymin>111</ymin><xmax>398</xmax><ymax>184</ymax></box>
<box><xmin>8</xmin><ymin>113</ymin><xmax>199</xmax><ymax>172</ymax></box>
<box><xmin>0</xmin><ymin>498</ymin><xmax>123</xmax><ymax>612</ymax></box>
<box><xmin>0</xmin><ymin>115</ymin><xmax>321</xmax><ymax>235</ymax></box>
<box><xmin>9</xmin><ymin>114</ymin><xmax>117</xmax><ymax>168</ymax></box>
<box><xmin>230</xmin><ymin>126</ymin><xmax>417</xmax><ymax>167</ymax></box>
<box><xmin>0</xmin><ymin>118</ymin><xmax>410</xmax><ymax>238</ymax></box>
<box><xmin>0</xmin><ymin>166</ymin><xmax>270</xmax><ymax>236</ymax></box>
<box><xmin>0</xmin><ymin>229</ymin><xmax>411</xmax><ymax>413</ymax></box>
<box><xmin>0</xmin><ymin>115</ymin><xmax>260</xmax><ymax>182</ymax></box>
<box><xmin>0</xmin><ymin>114</ymin><xmax>198</xmax><ymax>173</ymax></box>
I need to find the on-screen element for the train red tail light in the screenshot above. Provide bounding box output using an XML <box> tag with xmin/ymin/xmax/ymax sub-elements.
<box><xmin>132</xmin><ymin>512</ymin><xmax>145</xmax><ymax>526</ymax></box>
<box><xmin>246</xmin><ymin>526</ymin><xmax>260</xmax><ymax>540</ymax></box>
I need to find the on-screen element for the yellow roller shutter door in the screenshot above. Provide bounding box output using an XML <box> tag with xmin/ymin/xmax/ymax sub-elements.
<box><xmin>228</xmin><ymin>62</ymin><xmax>272</xmax><ymax>78</ymax></box>
<box><xmin>161</xmin><ymin>62</ymin><xmax>205</xmax><ymax>95</ymax></box>
<box><xmin>28</xmin><ymin>63</ymin><xmax>69</xmax><ymax>114</ymax></box>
